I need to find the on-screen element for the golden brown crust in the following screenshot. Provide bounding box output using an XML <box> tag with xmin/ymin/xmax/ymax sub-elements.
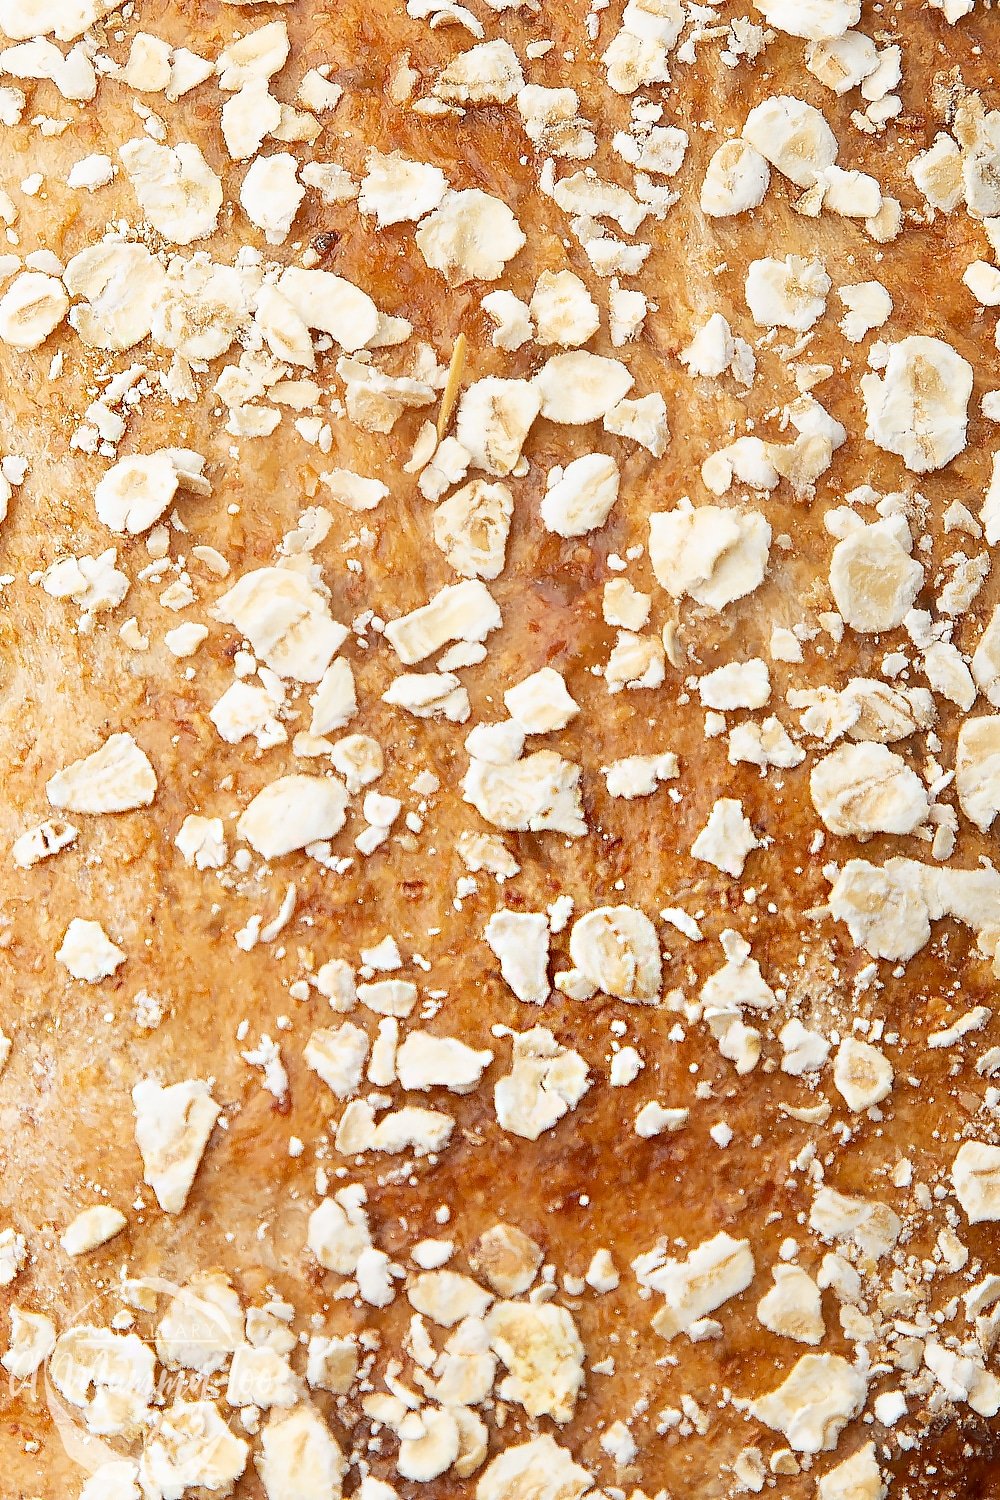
<box><xmin>1</xmin><ymin>1</ymin><xmax>1000</xmax><ymax>1497</ymax></box>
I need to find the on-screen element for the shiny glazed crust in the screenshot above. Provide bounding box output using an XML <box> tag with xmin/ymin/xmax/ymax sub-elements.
<box><xmin>1</xmin><ymin>1</ymin><xmax>1000</xmax><ymax>1498</ymax></box>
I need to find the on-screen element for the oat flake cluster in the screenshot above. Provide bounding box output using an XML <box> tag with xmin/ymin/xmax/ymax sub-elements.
<box><xmin>2</xmin><ymin>0</ymin><xmax>1000</xmax><ymax>1497</ymax></box>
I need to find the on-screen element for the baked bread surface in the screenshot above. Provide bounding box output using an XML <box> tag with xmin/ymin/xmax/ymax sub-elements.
<box><xmin>1</xmin><ymin>1</ymin><xmax>999</xmax><ymax>1497</ymax></box>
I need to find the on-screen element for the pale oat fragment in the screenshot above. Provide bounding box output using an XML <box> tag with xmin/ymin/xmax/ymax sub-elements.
<box><xmin>119</xmin><ymin>139</ymin><xmax>223</xmax><ymax>244</ymax></box>
<box><xmin>817</xmin><ymin>1444</ymin><xmax>887</xmax><ymax>1500</ymax></box>
<box><xmin>646</xmin><ymin>1233</ymin><xmax>755</xmax><ymax>1339</ymax></box>
<box><xmin>487</xmin><ymin>1301</ymin><xmax>585</xmax><ymax>1423</ymax></box>
<box><xmin>650</xmin><ymin>506</ymin><xmax>770</xmax><ymax>610</ymax></box>
<box><xmin>861</xmin><ymin>336</ymin><xmax>973</xmax><ymax>472</ymax></box>
<box><xmin>132</xmin><ymin>1078</ymin><xmax>220</xmax><ymax>1215</ymax></box>
<box><xmin>60</xmin><ymin>1206</ymin><xmax>127</xmax><ymax>1257</ymax></box>
<box><xmin>751</xmin><ymin>1354</ymin><xmax>868</xmax><ymax>1453</ymax></box>
<box><xmin>57</xmin><ymin>919</ymin><xmax>125</xmax><ymax>982</ymax></box>
<box><xmin>952</xmin><ymin>1141</ymin><xmax>1000</xmax><ymax>1223</ymax></box>
<box><xmin>494</xmin><ymin>1026</ymin><xmax>590</xmax><ymax>1139</ymax></box>
<box><xmin>47</xmin><ymin>732</ymin><xmax>156</xmax><ymax>814</ymax></box>
<box><xmin>810</xmin><ymin>743</ymin><xmax>928</xmax><ymax>836</ymax></box>
<box><xmin>237</xmin><ymin>775</ymin><xmax>349</xmax><ymax>858</ymax></box>
<box><xmin>214</xmin><ymin>567</ymin><xmax>348</xmax><ymax>682</ymax></box>
<box><xmin>756</xmin><ymin>1265</ymin><xmax>825</xmax><ymax>1345</ymax></box>
<box><xmin>464</xmin><ymin>751</ymin><xmax>586</xmax><ymax>836</ymax></box>
<box><xmin>569</xmin><ymin>906</ymin><xmax>661</xmax><ymax>1002</ymax></box>
<box><xmin>484</xmin><ymin>910</ymin><xmax>550</xmax><ymax>1003</ymax></box>
<box><xmin>0</xmin><ymin>270</ymin><xmax>68</xmax><ymax>349</ymax></box>
<box><xmin>0</xmin><ymin>0</ymin><xmax>119</xmax><ymax>41</ymax></box>
<box><xmin>416</xmin><ymin>189</ymin><xmax>526</xmax><ymax>284</ymax></box>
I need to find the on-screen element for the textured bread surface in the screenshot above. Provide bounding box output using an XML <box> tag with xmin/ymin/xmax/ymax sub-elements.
<box><xmin>1</xmin><ymin>1</ymin><xmax>1000</xmax><ymax>1498</ymax></box>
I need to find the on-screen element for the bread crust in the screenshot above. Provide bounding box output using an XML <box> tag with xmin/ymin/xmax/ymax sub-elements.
<box><xmin>0</xmin><ymin>2</ymin><xmax>999</xmax><ymax>1497</ymax></box>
